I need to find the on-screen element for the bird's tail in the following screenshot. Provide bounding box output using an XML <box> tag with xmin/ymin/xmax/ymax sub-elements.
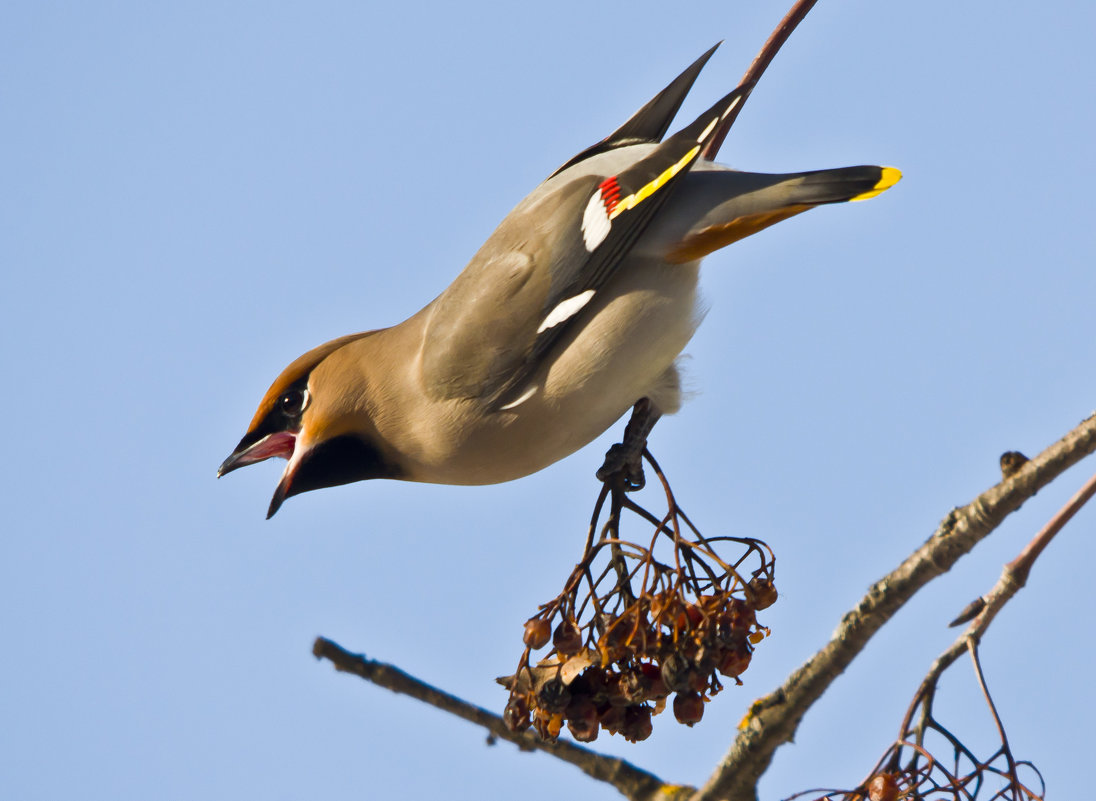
<box><xmin>655</xmin><ymin>165</ymin><xmax>901</xmax><ymax>263</ymax></box>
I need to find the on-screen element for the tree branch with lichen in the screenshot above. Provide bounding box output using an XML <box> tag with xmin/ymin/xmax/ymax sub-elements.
<box><xmin>311</xmin><ymin>637</ymin><xmax>687</xmax><ymax>801</ymax></box>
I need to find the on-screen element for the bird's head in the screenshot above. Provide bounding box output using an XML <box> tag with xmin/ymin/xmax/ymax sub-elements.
<box><xmin>218</xmin><ymin>332</ymin><xmax>401</xmax><ymax>518</ymax></box>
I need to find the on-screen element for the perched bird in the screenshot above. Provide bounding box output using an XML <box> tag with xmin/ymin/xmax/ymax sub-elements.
<box><xmin>219</xmin><ymin>43</ymin><xmax>900</xmax><ymax>518</ymax></box>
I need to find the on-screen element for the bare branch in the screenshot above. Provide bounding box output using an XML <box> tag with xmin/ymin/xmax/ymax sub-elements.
<box><xmin>311</xmin><ymin>637</ymin><xmax>690</xmax><ymax>801</ymax></box>
<box><xmin>691</xmin><ymin>411</ymin><xmax>1096</xmax><ymax>801</ymax></box>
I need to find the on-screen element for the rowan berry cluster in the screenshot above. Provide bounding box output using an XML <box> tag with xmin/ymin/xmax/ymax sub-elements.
<box><xmin>501</xmin><ymin>486</ymin><xmax>776</xmax><ymax>743</ymax></box>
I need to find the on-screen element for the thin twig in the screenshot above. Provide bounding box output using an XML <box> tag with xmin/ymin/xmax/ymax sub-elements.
<box><xmin>702</xmin><ymin>0</ymin><xmax>820</xmax><ymax>160</ymax></box>
<box><xmin>910</xmin><ymin>464</ymin><xmax>1096</xmax><ymax>704</ymax></box>
<box><xmin>312</xmin><ymin>637</ymin><xmax>688</xmax><ymax>801</ymax></box>
<box><xmin>967</xmin><ymin>644</ymin><xmax>1019</xmax><ymax>797</ymax></box>
<box><xmin>692</xmin><ymin>412</ymin><xmax>1096</xmax><ymax>801</ymax></box>
<box><xmin>1006</xmin><ymin>464</ymin><xmax>1096</xmax><ymax>584</ymax></box>
<box><xmin>898</xmin><ymin>460</ymin><xmax>1096</xmax><ymax>736</ymax></box>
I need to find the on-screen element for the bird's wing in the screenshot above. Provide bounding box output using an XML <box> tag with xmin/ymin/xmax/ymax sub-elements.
<box><xmin>548</xmin><ymin>42</ymin><xmax>721</xmax><ymax>177</ymax></box>
<box><xmin>420</xmin><ymin>82</ymin><xmax>754</xmax><ymax>407</ymax></box>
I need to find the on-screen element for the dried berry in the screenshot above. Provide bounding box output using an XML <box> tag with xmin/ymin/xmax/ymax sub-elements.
<box><xmin>553</xmin><ymin>619</ymin><xmax>583</xmax><ymax>656</ymax></box>
<box><xmin>660</xmin><ymin>652</ymin><xmax>694</xmax><ymax>693</ymax></box>
<box><xmin>689</xmin><ymin>668</ymin><xmax>712</xmax><ymax>694</ymax></box>
<box><xmin>867</xmin><ymin>772</ymin><xmax>901</xmax><ymax>801</ymax></box>
<box><xmin>748</xmin><ymin>576</ymin><xmax>778</xmax><ymax>610</ymax></box>
<box><xmin>604</xmin><ymin>609</ymin><xmax>647</xmax><ymax>654</ymax></box>
<box><xmin>682</xmin><ymin>602</ymin><xmax>705</xmax><ymax>628</ymax></box>
<box><xmin>523</xmin><ymin>617</ymin><xmax>551</xmax><ymax>649</ymax></box>
<box><xmin>718</xmin><ymin>642</ymin><xmax>752</xmax><ymax>678</ymax></box>
<box><xmin>621</xmin><ymin>705</ymin><xmax>653</xmax><ymax>742</ymax></box>
<box><xmin>598</xmin><ymin>704</ymin><xmax>626</xmax><ymax>735</ymax></box>
<box><xmin>639</xmin><ymin>662</ymin><xmax>670</xmax><ymax>700</ymax></box>
<box><xmin>673</xmin><ymin>691</ymin><xmax>704</xmax><ymax>726</ymax></box>
<box><xmin>564</xmin><ymin>697</ymin><xmax>599</xmax><ymax>742</ymax></box>
<box><xmin>503</xmin><ymin>695</ymin><xmax>531</xmax><ymax>732</ymax></box>
<box><xmin>603</xmin><ymin>674</ymin><xmax>631</xmax><ymax>708</ymax></box>
<box><xmin>618</xmin><ymin>667</ymin><xmax>651</xmax><ymax>703</ymax></box>
<box><xmin>720</xmin><ymin>598</ymin><xmax>756</xmax><ymax>635</ymax></box>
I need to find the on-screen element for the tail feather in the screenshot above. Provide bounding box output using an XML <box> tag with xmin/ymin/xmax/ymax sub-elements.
<box><xmin>658</xmin><ymin>165</ymin><xmax>900</xmax><ymax>263</ymax></box>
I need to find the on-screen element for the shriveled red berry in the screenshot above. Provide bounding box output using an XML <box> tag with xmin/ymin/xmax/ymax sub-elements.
<box><xmin>673</xmin><ymin>691</ymin><xmax>704</xmax><ymax>726</ymax></box>
<box><xmin>867</xmin><ymin>772</ymin><xmax>901</xmax><ymax>801</ymax></box>
<box><xmin>598</xmin><ymin>704</ymin><xmax>626</xmax><ymax>735</ymax></box>
<box><xmin>602</xmin><ymin>674</ymin><xmax>630</xmax><ymax>708</ymax></box>
<box><xmin>565</xmin><ymin>697</ymin><xmax>599</xmax><ymax>742</ymax></box>
<box><xmin>503</xmin><ymin>695</ymin><xmax>531</xmax><ymax>732</ymax></box>
<box><xmin>639</xmin><ymin>662</ymin><xmax>670</xmax><ymax>699</ymax></box>
<box><xmin>553</xmin><ymin>619</ymin><xmax>583</xmax><ymax>656</ymax></box>
<box><xmin>660</xmin><ymin>652</ymin><xmax>694</xmax><ymax>693</ymax></box>
<box><xmin>621</xmin><ymin>705</ymin><xmax>653</xmax><ymax>742</ymax></box>
<box><xmin>605</xmin><ymin>609</ymin><xmax>648</xmax><ymax>653</ymax></box>
<box><xmin>683</xmin><ymin>603</ymin><xmax>705</xmax><ymax>628</ymax></box>
<box><xmin>716</xmin><ymin>601</ymin><xmax>756</xmax><ymax>648</ymax></box>
<box><xmin>721</xmin><ymin>598</ymin><xmax>756</xmax><ymax>631</ymax></box>
<box><xmin>523</xmin><ymin>617</ymin><xmax>551</xmax><ymax>649</ymax></box>
<box><xmin>566</xmin><ymin>715</ymin><xmax>599</xmax><ymax>742</ymax></box>
<box><xmin>748</xmin><ymin>577</ymin><xmax>778</xmax><ymax>610</ymax></box>
<box><xmin>689</xmin><ymin>669</ymin><xmax>711</xmax><ymax>693</ymax></box>
<box><xmin>718</xmin><ymin>643</ymin><xmax>752</xmax><ymax>678</ymax></box>
<box><xmin>618</xmin><ymin>667</ymin><xmax>650</xmax><ymax>703</ymax></box>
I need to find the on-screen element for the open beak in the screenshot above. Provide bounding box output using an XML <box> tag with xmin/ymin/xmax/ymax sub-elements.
<box><xmin>222</xmin><ymin>429</ymin><xmax>387</xmax><ymax>519</ymax></box>
<box><xmin>219</xmin><ymin>430</ymin><xmax>307</xmax><ymax>519</ymax></box>
<box><xmin>217</xmin><ymin>431</ymin><xmax>296</xmax><ymax>477</ymax></box>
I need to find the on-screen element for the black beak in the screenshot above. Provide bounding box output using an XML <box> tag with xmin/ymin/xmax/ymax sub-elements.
<box><xmin>267</xmin><ymin>471</ymin><xmax>292</xmax><ymax>519</ymax></box>
<box><xmin>218</xmin><ymin>445</ymin><xmax>250</xmax><ymax>478</ymax></box>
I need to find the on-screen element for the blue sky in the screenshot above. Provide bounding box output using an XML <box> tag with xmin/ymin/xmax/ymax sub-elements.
<box><xmin>3</xmin><ymin>1</ymin><xmax>1094</xmax><ymax>799</ymax></box>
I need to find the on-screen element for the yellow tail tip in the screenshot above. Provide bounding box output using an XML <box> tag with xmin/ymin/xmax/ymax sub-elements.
<box><xmin>851</xmin><ymin>166</ymin><xmax>902</xmax><ymax>201</ymax></box>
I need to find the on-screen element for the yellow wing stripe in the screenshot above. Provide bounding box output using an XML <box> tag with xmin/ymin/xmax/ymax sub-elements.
<box><xmin>608</xmin><ymin>144</ymin><xmax>702</xmax><ymax>220</ymax></box>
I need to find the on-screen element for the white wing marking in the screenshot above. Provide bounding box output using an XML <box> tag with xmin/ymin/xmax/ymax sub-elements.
<box><xmin>499</xmin><ymin>384</ymin><xmax>538</xmax><ymax>411</ymax></box>
<box><xmin>581</xmin><ymin>190</ymin><xmax>611</xmax><ymax>251</ymax></box>
<box><xmin>537</xmin><ymin>289</ymin><xmax>596</xmax><ymax>334</ymax></box>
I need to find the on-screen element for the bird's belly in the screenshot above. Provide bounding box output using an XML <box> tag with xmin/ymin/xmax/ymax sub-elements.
<box><xmin>408</xmin><ymin>260</ymin><xmax>702</xmax><ymax>485</ymax></box>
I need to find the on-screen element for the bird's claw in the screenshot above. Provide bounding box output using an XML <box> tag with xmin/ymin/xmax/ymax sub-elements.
<box><xmin>597</xmin><ymin>444</ymin><xmax>646</xmax><ymax>491</ymax></box>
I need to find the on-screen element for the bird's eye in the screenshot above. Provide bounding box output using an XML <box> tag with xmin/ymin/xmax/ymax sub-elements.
<box><xmin>279</xmin><ymin>389</ymin><xmax>309</xmax><ymax>417</ymax></box>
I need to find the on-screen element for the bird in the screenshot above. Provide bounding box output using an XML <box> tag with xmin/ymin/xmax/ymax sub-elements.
<box><xmin>218</xmin><ymin>43</ymin><xmax>900</xmax><ymax>518</ymax></box>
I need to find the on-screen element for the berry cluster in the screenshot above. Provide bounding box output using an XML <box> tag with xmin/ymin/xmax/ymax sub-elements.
<box><xmin>501</xmin><ymin>465</ymin><xmax>776</xmax><ymax>743</ymax></box>
<box><xmin>504</xmin><ymin>583</ymin><xmax>774</xmax><ymax>742</ymax></box>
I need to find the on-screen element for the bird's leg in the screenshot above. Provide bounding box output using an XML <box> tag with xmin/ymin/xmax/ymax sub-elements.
<box><xmin>596</xmin><ymin>398</ymin><xmax>661</xmax><ymax>491</ymax></box>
